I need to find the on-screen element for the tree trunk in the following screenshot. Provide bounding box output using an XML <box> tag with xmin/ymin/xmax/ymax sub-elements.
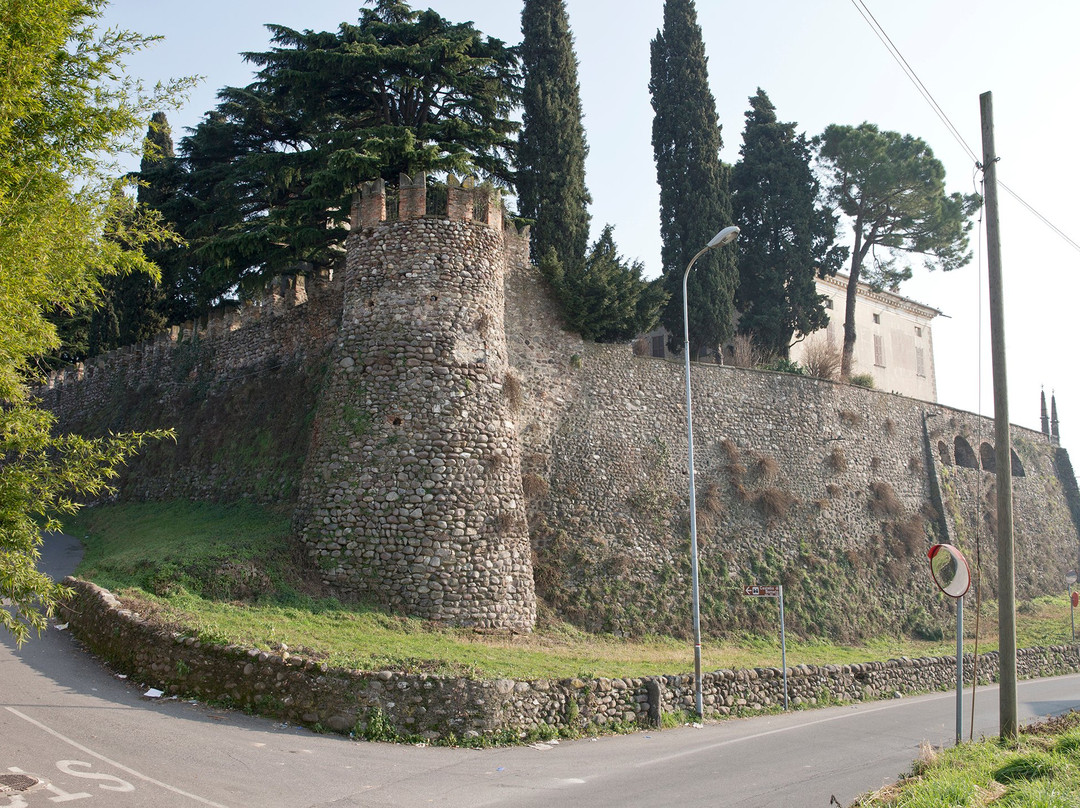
<box><xmin>839</xmin><ymin>225</ymin><xmax>864</xmax><ymax>382</ymax></box>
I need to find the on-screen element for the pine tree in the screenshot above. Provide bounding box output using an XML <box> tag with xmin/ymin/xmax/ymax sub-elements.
<box><xmin>166</xmin><ymin>0</ymin><xmax>520</xmax><ymax>309</ymax></box>
<box><xmin>731</xmin><ymin>89</ymin><xmax>845</xmax><ymax>358</ymax></box>
<box><xmin>547</xmin><ymin>225</ymin><xmax>668</xmax><ymax>343</ymax></box>
<box><xmin>649</xmin><ymin>0</ymin><xmax>737</xmax><ymax>359</ymax></box>
<box><xmin>518</xmin><ymin>0</ymin><xmax>591</xmax><ymax>269</ymax></box>
<box><xmin>818</xmin><ymin>123</ymin><xmax>980</xmax><ymax>379</ymax></box>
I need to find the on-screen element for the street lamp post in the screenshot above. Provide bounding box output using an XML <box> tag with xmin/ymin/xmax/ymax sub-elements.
<box><xmin>683</xmin><ymin>225</ymin><xmax>740</xmax><ymax>719</ymax></box>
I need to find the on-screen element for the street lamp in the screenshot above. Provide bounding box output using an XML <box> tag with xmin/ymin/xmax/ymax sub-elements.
<box><xmin>683</xmin><ymin>225</ymin><xmax>740</xmax><ymax>719</ymax></box>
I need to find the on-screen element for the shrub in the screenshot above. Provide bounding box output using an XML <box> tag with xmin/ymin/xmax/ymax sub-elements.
<box><xmin>869</xmin><ymin>480</ymin><xmax>903</xmax><ymax>517</ymax></box>
<box><xmin>827</xmin><ymin>447</ymin><xmax>848</xmax><ymax>473</ymax></box>
<box><xmin>503</xmin><ymin>371</ymin><xmax>523</xmax><ymax>411</ymax></box>
<box><xmin>839</xmin><ymin>409</ymin><xmax>864</xmax><ymax>427</ymax></box>
<box><xmin>849</xmin><ymin>373</ymin><xmax>875</xmax><ymax>388</ymax></box>
<box><xmin>756</xmin><ymin>454</ymin><xmax>780</xmax><ymax>482</ymax></box>
<box><xmin>755</xmin><ymin>488</ymin><xmax>796</xmax><ymax>520</ymax></box>
<box><xmin>521</xmin><ymin>473</ymin><xmax>550</xmax><ymax>499</ymax></box>
<box><xmin>728</xmin><ymin>334</ymin><xmax>761</xmax><ymax>369</ymax></box>
<box><xmin>762</xmin><ymin>357</ymin><xmax>805</xmax><ymax>376</ymax></box>
<box><xmin>802</xmin><ymin>338</ymin><xmax>841</xmax><ymax>381</ymax></box>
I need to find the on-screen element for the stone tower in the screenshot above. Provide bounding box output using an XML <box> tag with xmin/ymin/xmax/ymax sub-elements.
<box><xmin>295</xmin><ymin>174</ymin><xmax>536</xmax><ymax>631</ymax></box>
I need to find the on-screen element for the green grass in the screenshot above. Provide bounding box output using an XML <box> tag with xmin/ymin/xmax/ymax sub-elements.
<box><xmin>64</xmin><ymin>501</ymin><xmax>1080</xmax><ymax>681</ymax></box>
<box><xmin>852</xmin><ymin>712</ymin><xmax>1080</xmax><ymax>807</ymax></box>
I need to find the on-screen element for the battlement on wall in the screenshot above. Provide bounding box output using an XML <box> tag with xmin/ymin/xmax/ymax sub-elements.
<box><xmin>42</xmin><ymin>270</ymin><xmax>342</xmax><ymax>392</ymax></box>
<box><xmin>351</xmin><ymin>173</ymin><xmax>528</xmax><ymax>242</ymax></box>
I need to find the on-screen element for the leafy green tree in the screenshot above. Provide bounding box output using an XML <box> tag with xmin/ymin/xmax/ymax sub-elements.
<box><xmin>0</xmin><ymin>0</ymin><xmax>178</xmax><ymax>642</ymax></box>
<box><xmin>649</xmin><ymin>0</ymin><xmax>738</xmax><ymax>359</ymax></box>
<box><xmin>165</xmin><ymin>0</ymin><xmax>520</xmax><ymax>308</ymax></box>
<box><xmin>731</xmin><ymin>89</ymin><xmax>846</xmax><ymax>358</ymax></box>
<box><xmin>818</xmin><ymin>123</ymin><xmax>981</xmax><ymax>379</ymax></box>
<box><xmin>518</xmin><ymin>0</ymin><xmax>591</xmax><ymax>269</ymax></box>
<box><xmin>545</xmin><ymin>225</ymin><xmax>668</xmax><ymax>342</ymax></box>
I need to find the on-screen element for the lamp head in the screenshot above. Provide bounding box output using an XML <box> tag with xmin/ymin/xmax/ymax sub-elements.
<box><xmin>707</xmin><ymin>226</ymin><xmax>740</xmax><ymax>248</ymax></box>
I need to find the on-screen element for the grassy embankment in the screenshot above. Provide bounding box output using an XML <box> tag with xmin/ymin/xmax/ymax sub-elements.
<box><xmin>852</xmin><ymin>711</ymin><xmax>1080</xmax><ymax>807</ymax></box>
<box><xmin>66</xmin><ymin>501</ymin><xmax>1080</xmax><ymax>681</ymax></box>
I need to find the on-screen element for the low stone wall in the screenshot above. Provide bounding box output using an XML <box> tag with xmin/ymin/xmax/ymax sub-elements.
<box><xmin>61</xmin><ymin>579</ymin><xmax>1080</xmax><ymax>741</ymax></box>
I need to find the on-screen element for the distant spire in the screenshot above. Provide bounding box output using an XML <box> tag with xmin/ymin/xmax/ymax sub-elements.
<box><xmin>1051</xmin><ymin>391</ymin><xmax>1060</xmax><ymax>442</ymax></box>
<box><xmin>1041</xmin><ymin>387</ymin><xmax>1050</xmax><ymax>436</ymax></box>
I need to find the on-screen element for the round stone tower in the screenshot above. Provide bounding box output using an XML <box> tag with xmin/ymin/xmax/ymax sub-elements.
<box><xmin>295</xmin><ymin>174</ymin><xmax>536</xmax><ymax>631</ymax></box>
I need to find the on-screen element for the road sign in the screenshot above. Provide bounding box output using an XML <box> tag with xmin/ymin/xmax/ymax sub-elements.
<box><xmin>1067</xmin><ymin>571</ymin><xmax>1077</xmax><ymax>585</ymax></box>
<box><xmin>743</xmin><ymin>584</ymin><xmax>780</xmax><ymax>598</ymax></box>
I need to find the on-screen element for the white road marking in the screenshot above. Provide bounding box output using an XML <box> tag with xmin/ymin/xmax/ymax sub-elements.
<box><xmin>4</xmin><ymin>708</ymin><xmax>232</xmax><ymax>808</ymax></box>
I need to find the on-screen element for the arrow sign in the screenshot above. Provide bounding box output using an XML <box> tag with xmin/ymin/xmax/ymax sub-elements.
<box><xmin>743</xmin><ymin>584</ymin><xmax>780</xmax><ymax>598</ymax></box>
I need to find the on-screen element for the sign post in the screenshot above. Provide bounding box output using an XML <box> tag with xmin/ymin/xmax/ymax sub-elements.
<box><xmin>1067</xmin><ymin>571</ymin><xmax>1077</xmax><ymax>641</ymax></box>
<box><xmin>743</xmin><ymin>584</ymin><xmax>787</xmax><ymax>709</ymax></box>
<box><xmin>928</xmin><ymin>544</ymin><xmax>972</xmax><ymax>745</ymax></box>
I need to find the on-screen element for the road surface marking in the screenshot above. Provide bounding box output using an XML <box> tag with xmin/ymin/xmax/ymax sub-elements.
<box><xmin>4</xmin><ymin>708</ymin><xmax>232</xmax><ymax>808</ymax></box>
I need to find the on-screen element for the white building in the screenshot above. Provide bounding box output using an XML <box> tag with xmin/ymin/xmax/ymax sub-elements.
<box><xmin>789</xmin><ymin>273</ymin><xmax>941</xmax><ymax>402</ymax></box>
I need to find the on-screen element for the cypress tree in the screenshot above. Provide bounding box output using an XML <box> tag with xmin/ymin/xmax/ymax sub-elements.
<box><xmin>89</xmin><ymin>113</ymin><xmax>173</xmax><ymax>354</ymax></box>
<box><xmin>731</xmin><ymin>89</ymin><xmax>845</xmax><ymax>358</ymax></box>
<box><xmin>518</xmin><ymin>0</ymin><xmax>591</xmax><ymax>268</ymax></box>
<box><xmin>649</xmin><ymin>0</ymin><xmax>737</xmax><ymax>359</ymax></box>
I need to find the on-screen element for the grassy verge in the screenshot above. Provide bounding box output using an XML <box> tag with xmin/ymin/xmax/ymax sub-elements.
<box><xmin>65</xmin><ymin>501</ymin><xmax>1080</xmax><ymax>681</ymax></box>
<box><xmin>852</xmin><ymin>711</ymin><xmax>1080</xmax><ymax>807</ymax></box>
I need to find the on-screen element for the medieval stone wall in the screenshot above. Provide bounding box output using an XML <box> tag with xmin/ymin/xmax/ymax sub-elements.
<box><xmin>36</xmin><ymin>174</ymin><xmax>1080</xmax><ymax>640</ymax></box>
<box><xmin>505</xmin><ymin>294</ymin><xmax>1079</xmax><ymax>639</ymax></box>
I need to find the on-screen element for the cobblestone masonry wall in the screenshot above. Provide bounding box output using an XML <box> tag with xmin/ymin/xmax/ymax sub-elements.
<box><xmin>34</xmin><ymin>176</ymin><xmax>1080</xmax><ymax>638</ymax></box>
<box><xmin>35</xmin><ymin>279</ymin><xmax>342</xmax><ymax>503</ymax></box>
<box><xmin>293</xmin><ymin>185</ymin><xmax>536</xmax><ymax>631</ymax></box>
<box><xmin>502</xmin><ymin>269</ymin><xmax>1080</xmax><ymax>638</ymax></box>
<box><xmin>62</xmin><ymin>579</ymin><xmax>1080</xmax><ymax>741</ymax></box>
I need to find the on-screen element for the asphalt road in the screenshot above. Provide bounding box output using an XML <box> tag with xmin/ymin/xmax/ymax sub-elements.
<box><xmin>3</xmin><ymin>533</ymin><xmax>1080</xmax><ymax>807</ymax></box>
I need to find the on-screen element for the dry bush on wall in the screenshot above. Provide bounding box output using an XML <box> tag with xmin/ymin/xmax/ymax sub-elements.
<box><xmin>883</xmin><ymin>417</ymin><xmax>897</xmax><ymax>437</ymax></box>
<box><xmin>827</xmin><ymin>447</ymin><xmax>848</xmax><ymax>473</ymax></box>
<box><xmin>701</xmin><ymin>482</ymin><xmax>726</xmax><ymax>516</ymax></box>
<box><xmin>802</xmin><ymin>338</ymin><xmax>842</xmax><ymax>381</ymax></box>
<box><xmin>756</xmin><ymin>487</ymin><xmax>796</xmax><ymax>520</ymax></box>
<box><xmin>839</xmin><ymin>409</ymin><xmax>865</xmax><ymax>427</ymax></box>
<box><xmin>756</xmin><ymin>454</ymin><xmax>780</xmax><ymax>482</ymax></box>
<box><xmin>728</xmin><ymin>334</ymin><xmax>761</xmax><ymax>369</ymax></box>
<box><xmin>503</xmin><ymin>371</ymin><xmax>523</xmax><ymax>412</ymax></box>
<box><xmin>632</xmin><ymin>338</ymin><xmax>649</xmax><ymax>356</ymax></box>
<box><xmin>521</xmin><ymin>472</ymin><xmax>550</xmax><ymax>499</ymax></box>
<box><xmin>826</xmin><ymin>482</ymin><xmax>842</xmax><ymax>497</ymax></box>
<box><xmin>869</xmin><ymin>480</ymin><xmax>903</xmax><ymax>517</ymax></box>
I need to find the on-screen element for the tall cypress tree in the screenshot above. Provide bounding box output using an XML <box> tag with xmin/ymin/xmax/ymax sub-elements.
<box><xmin>731</xmin><ymin>89</ymin><xmax>845</xmax><ymax>358</ymax></box>
<box><xmin>649</xmin><ymin>0</ymin><xmax>736</xmax><ymax>359</ymax></box>
<box><xmin>88</xmin><ymin>112</ymin><xmax>173</xmax><ymax>355</ymax></box>
<box><xmin>518</xmin><ymin>0</ymin><xmax>591</xmax><ymax>268</ymax></box>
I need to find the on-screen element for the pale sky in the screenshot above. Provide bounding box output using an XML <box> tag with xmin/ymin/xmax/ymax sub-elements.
<box><xmin>101</xmin><ymin>0</ymin><xmax>1080</xmax><ymax>445</ymax></box>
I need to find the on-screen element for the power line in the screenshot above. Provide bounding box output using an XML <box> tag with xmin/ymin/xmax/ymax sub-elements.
<box><xmin>848</xmin><ymin>0</ymin><xmax>979</xmax><ymax>165</ymax></box>
<box><xmin>848</xmin><ymin>0</ymin><xmax>1080</xmax><ymax>258</ymax></box>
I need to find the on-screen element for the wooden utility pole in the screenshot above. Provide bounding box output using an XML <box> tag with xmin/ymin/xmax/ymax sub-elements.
<box><xmin>980</xmin><ymin>90</ymin><xmax>1018</xmax><ymax>740</ymax></box>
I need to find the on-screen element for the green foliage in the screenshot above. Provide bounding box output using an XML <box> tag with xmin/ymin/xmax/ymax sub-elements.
<box><xmin>160</xmin><ymin>0</ymin><xmax>520</xmax><ymax>311</ymax></box>
<box><xmin>732</xmin><ymin>89</ymin><xmax>846</xmax><ymax>358</ymax></box>
<box><xmin>761</xmin><ymin>358</ymin><xmax>806</xmax><ymax>376</ymax></box>
<box><xmin>518</xmin><ymin>0</ymin><xmax>591</xmax><ymax>268</ymax></box>
<box><xmin>850</xmin><ymin>373</ymin><xmax>876</xmax><ymax>389</ymax></box>
<box><xmin>650</xmin><ymin>0</ymin><xmax>738</xmax><ymax>358</ymax></box>
<box><xmin>544</xmin><ymin>226</ymin><xmax>668</xmax><ymax>342</ymax></box>
<box><xmin>817</xmin><ymin>122</ymin><xmax>981</xmax><ymax>378</ymax></box>
<box><xmin>0</xmin><ymin>0</ymin><xmax>185</xmax><ymax>643</ymax></box>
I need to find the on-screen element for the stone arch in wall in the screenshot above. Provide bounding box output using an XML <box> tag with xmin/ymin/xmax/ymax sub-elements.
<box><xmin>980</xmin><ymin>442</ymin><xmax>996</xmax><ymax>472</ymax></box>
<box><xmin>1011</xmin><ymin>449</ymin><xmax>1026</xmax><ymax>477</ymax></box>
<box><xmin>954</xmin><ymin>436</ymin><xmax>978</xmax><ymax>469</ymax></box>
<box><xmin>938</xmin><ymin>440</ymin><xmax>952</xmax><ymax>466</ymax></box>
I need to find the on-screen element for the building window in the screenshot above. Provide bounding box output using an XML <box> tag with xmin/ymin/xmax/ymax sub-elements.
<box><xmin>916</xmin><ymin>347</ymin><xmax>926</xmax><ymax>378</ymax></box>
<box><xmin>824</xmin><ymin>298</ymin><xmax>833</xmax><ymax>309</ymax></box>
<box><xmin>915</xmin><ymin>326</ymin><xmax>922</xmax><ymax>337</ymax></box>
<box><xmin>873</xmin><ymin>334</ymin><xmax>885</xmax><ymax>367</ymax></box>
<box><xmin>873</xmin><ymin>313</ymin><xmax>881</xmax><ymax>324</ymax></box>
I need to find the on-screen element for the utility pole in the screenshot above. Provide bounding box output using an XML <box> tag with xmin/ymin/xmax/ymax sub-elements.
<box><xmin>980</xmin><ymin>90</ymin><xmax>1018</xmax><ymax>740</ymax></box>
